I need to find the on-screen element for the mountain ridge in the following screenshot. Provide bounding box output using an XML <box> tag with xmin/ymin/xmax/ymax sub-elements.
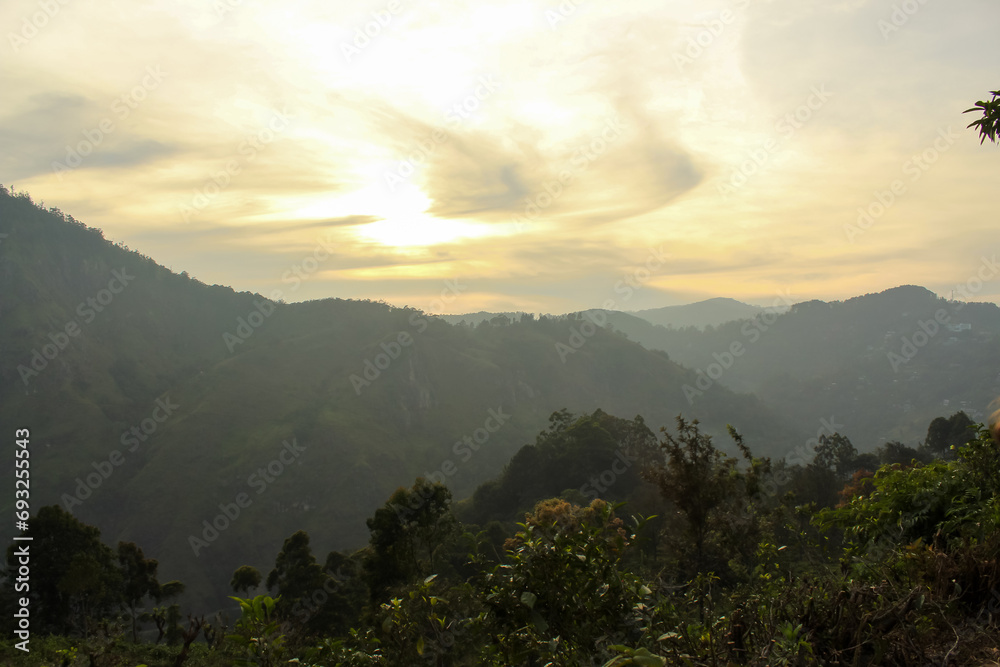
<box><xmin>0</xmin><ymin>188</ymin><xmax>804</xmax><ymax>614</ymax></box>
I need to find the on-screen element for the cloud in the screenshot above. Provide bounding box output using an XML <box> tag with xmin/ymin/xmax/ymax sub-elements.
<box><xmin>0</xmin><ymin>85</ymin><xmax>181</xmax><ymax>181</ymax></box>
<box><xmin>1</xmin><ymin>0</ymin><xmax>998</xmax><ymax>311</ymax></box>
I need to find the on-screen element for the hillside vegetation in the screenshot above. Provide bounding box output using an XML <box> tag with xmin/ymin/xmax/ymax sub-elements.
<box><xmin>0</xmin><ymin>187</ymin><xmax>802</xmax><ymax>613</ymax></box>
<box><xmin>3</xmin><ymin>409</ymin><xmax>999</xmax><ymax>666</ymax></box>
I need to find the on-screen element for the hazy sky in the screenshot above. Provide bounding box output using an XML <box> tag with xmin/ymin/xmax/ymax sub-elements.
<box><xmin>2</xmin><ymin>0</ymin><xmax>998</xmax><ymax>314</ymax></box>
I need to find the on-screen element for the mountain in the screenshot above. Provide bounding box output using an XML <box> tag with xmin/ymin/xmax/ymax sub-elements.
<box><xmin>439</xmin><ymin>311</ymin><xmax>529</xmax><ymax>326</ymax></box>
<box><xmin>440</xmin><ymin>297</ymin><xmax>774</xmax><ymax>331</ymax></box>
<box><xmin>587</xmin><ymin>286</ymin><xmax>1000</xmax><ymax>448</ymax></box>
<box><xmin>0</xmin><ymin>187</ymin><xmax>805</xmax><ymax>614</ymax></box>
<box><xmin>629</xmin><ymin>297</ymin><xmax>777</xmax><ymax>330</ymax></box>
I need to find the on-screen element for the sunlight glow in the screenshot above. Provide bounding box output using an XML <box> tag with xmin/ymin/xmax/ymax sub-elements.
<box><xmin>354</xmin><ymin>216</ymin><xmax>497</xmax><ymax>248</ymax></box>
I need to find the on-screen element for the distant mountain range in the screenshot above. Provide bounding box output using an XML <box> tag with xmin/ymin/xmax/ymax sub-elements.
<box><xmin>588</xmin><ymin>286</ymin><xmax>1000</xmax><ymax>448</ymax></box>
<box><xmin>628</xmin><ymin>297</ymin><xmax>785</xmax><ymax>330</ymax></box>
<box><xmin>2</xmin><ymin>187</ymin><xmax>995</xmax><ymax>616</ymax></box>
<box><xmin>444</xmin><ymin>295</ymin><xmax>1000</xmax><ymax>449</ymax></box>
<box><xmin>0</xmin><ymin>188</ymin><xmax>802</xmax><ymax>614</ymax></box>
<box><xmin>441</xmin><ymin>297</ymin><xmax>782</xmax><ymax>331</ymax></box>
<box><xmin>440</xmin><ymin>311</ymin><xmax>529</xmax><ymax>326</ymax></box>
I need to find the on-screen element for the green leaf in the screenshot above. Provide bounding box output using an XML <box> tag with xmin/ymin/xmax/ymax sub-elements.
<box><xmin>520</xmin><ymin>590</ymin><xmax>537</xmax><ymax>609</ymax></box>
<box><xmin>530</xmin><ymin>609</ymin><xmax>549</xmax><ymax>633</ymax></box>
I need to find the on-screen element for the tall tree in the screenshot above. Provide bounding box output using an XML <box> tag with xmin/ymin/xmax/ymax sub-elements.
<box><xmin>363</xmin><ymin>478</ymin><xmax>458</xmax><ymax>601</ymax></box>
<box><xmin>117</xmin><ymin>541</ymin><xmax>162</xmax><ymax>642</ymax></box>
<box><xmin>266</xmin><ymin>531</ymin><xmax>330</xmax><ymax>635</ymax></box>
<box><xmin>813</xmin><ymin>433</ymin><xmax>862</xmax><ymax>480</ymax></box>
<box><xmin>924</xmin><ymin>411</ymin><xmax>975</xmax><ymax>458</ymax></box>
<box><xmin>3</xmin><ymin>506</ymin><xmax>123</xmax><ymax>635</ymax></box>
<box><xmin>641</xmin><ymin>417</ymin><xmax>756</xmax><ymax>576</ymax></box>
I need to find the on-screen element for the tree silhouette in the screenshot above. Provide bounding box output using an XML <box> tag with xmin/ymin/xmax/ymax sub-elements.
<box><xmin>924</xmin><ymin>411</ymin><xmax>975</xmax><ymax>459</ymax></box>
<box><xmin>231</xmin><ymin>565</ymin><xmax>263</xmax><ymax>596</ymax></box>
<box><xmin>117</xmin><ymin>541</ymin><xmax>162</xmax><ymax>642</ymax></box>
<box><xmin>266</xmin><ymin>531</ymin><xmax>329</xmax><ymax>635</ymax></box>
<box><xmin>642</xmin><ymin>417</ymin><xmax>736</xmax><ymax>574</ymax></box>
<box><xmin>363</xmin><ymin>478</ymin><xmax>458</xmax><ymax>602</ymax></box>
<box><xmin>4</xmin><ymin>506</ymin><xmax>122</xmax><ymax>634</ymax></box>
<box><xmin>965</xmin><ymin>90</ymin><xmax>1000</xmax><ymax>144</ymax></box>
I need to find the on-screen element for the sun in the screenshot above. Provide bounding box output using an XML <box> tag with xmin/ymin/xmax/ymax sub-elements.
<box><xmin>348</xmin><ymin>183</ymin><xmax>497</xmax><ymax>248</ymax></box>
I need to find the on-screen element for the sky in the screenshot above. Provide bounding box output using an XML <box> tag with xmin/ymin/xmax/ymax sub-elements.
<box><xmin>1</xmin><ymin>0</ymin><xmax>998</xmax><ymax>315</ymax></box>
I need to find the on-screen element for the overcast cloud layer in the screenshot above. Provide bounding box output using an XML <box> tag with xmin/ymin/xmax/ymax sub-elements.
<box><xmin>2</xmin><ymin>0</ymin><xmax>998</xmax><ymax>313</ymax></box>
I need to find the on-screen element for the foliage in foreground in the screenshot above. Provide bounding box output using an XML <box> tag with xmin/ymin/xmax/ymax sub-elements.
<box><xmin>4</xmin><ymin>412</ymin><xmax>1000</xmax><ymax>667</ymax></box>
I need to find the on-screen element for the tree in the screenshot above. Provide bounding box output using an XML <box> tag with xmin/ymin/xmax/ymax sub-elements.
<box><xmin>231</xmin><ymin>565</ymin><xmax>263</xmax><ymax>595</ymax></box>
<box><xmin>878</xmin><ymin>440</ymin><xmax>929</xmax><ymax>467</ymax></box>
<box><xmin>924</xmin><ymin>411</ymin><xmax>975</xmax><ymax>459</ymax></box>
<box><xmin>835</xmin><ymin>469</ymin><xmax>875</xmax><ymax>508</ymax></box>
<box><xmin>266</xmin><ymin>531</ymin><xmax>329</xmax><ymax>635</ymax></box>
<box><xmin>3</xmin><ymin>506</ymin><xmax>123</xmax><ymax>634</ymax></box>
<box><xmin>139</xmin><ymin>580</ymin><xmax>185</xmax><ymax>645</ymax></box>
<box><xmin>641</xmin><ymin>417</ymin><xmax>764</xmax><ymax>577</ymax></box>
<box><xmin>477</xmin><ymin>499</ymin><xmax>652</xmax><ymax>664</ymax></box>
<box><xmin>319</xmin><ymin>550</ymin><xmax>367</xmax><ymax>637</ymax></box>
<box><xmin>817</xmin><ymin>425</ymin><xmax>1000</xmax><ymax>557</ymax></box>
<box><xmin>813</xmin><ymin>433</ymin><xmax>861</xmax><ymax>480</ymax></box>
<box><xmin>117</xmin><ymin>541</ymin><xmax>162</xmax><ymax>642</ymax></box>
<box><xmin>964</xmin><ymin>90</ymin><xmax>1000</xmax><ymax>144</ymax></box>
<box><xmin>462</xmin><ymin>410</ymin><xmax>659</xmax><ymax>525</ymax></box>
<box><xmin>968</xmin><ymin>88</ymin><xmax>1000</xmax><ymax>438</ymax></box>
<box><xmin>363</xmin><ymin>478</ymin><xmax>458</xmax><ymax>602</ymax></box>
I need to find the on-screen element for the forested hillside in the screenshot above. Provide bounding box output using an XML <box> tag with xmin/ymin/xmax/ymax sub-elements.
<box><xmin>594</xmin><ymin>287</ymin><xmax>1000</xmax><ymax>447</ymax></box>
<box><xmin>0</xmin><ymin>187</ymin><xmax>804</xmax><ymax>613</ymax></box>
